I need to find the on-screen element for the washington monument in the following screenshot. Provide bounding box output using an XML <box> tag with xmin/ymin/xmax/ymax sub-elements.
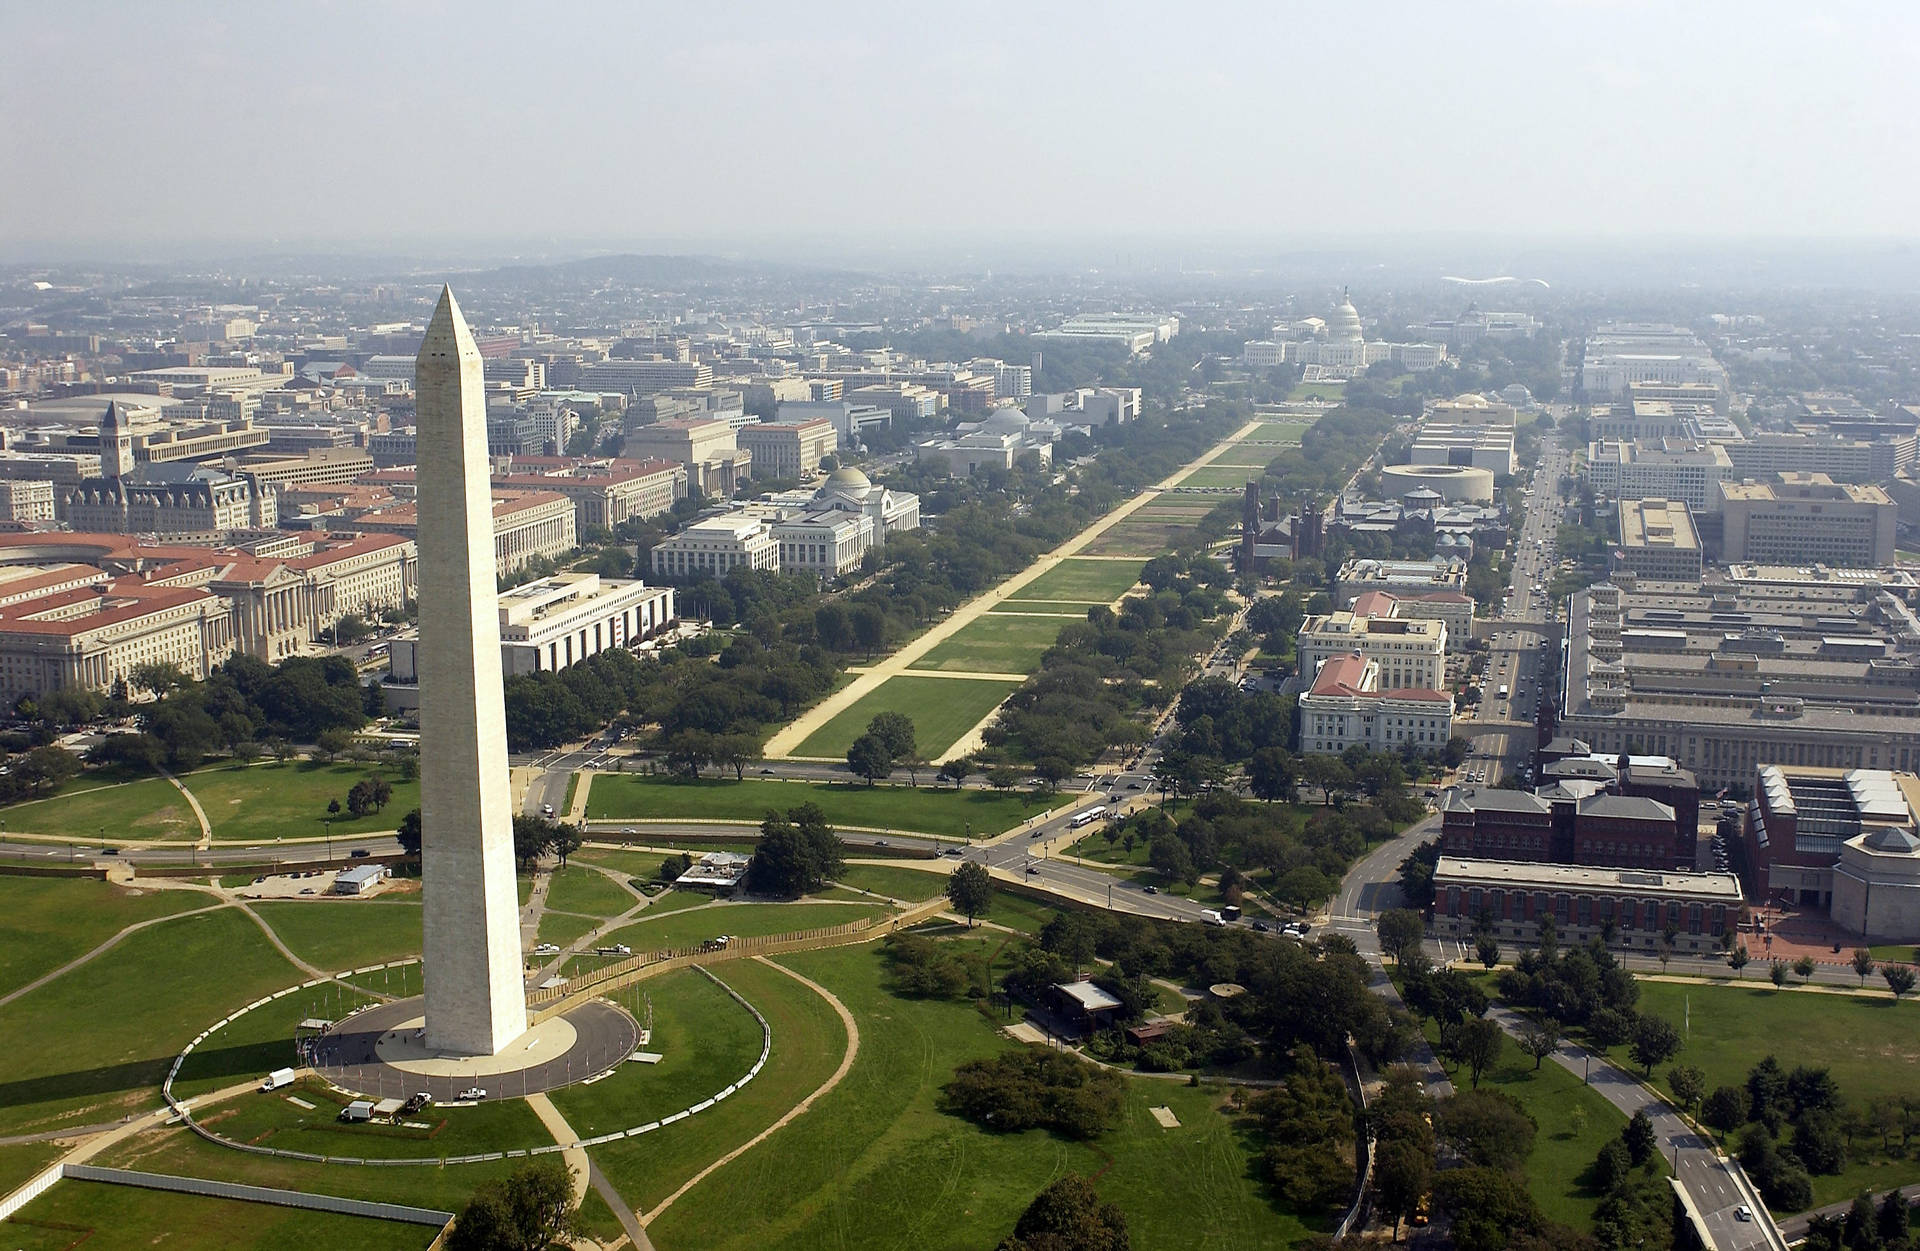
<box><xmin>415</xmin><ymin>286</ymin><xmax>528</xmax><ymax>1056</ymax></box>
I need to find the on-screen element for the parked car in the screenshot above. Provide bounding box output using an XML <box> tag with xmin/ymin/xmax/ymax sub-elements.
<box><xmin>459</xmin><ymin>1088</ymin><xmax>488</xmax><ymax>1101</ymax></box>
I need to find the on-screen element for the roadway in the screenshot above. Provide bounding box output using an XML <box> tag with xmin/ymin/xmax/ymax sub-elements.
<box><xmin>1455</xmin><ymin>428</ymin><xmax>1571</xmax><ymax>789</ymax></box>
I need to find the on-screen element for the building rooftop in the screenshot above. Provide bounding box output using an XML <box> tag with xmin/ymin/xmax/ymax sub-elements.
<box><xmin>1618</xmin><ymin>498</ymin><xmax>1699</xmax><ymax>551</ymax></box>
<box><xmin>1435</xmin><ymin>856</ymin><xmax>1744</xmax><ymax>900</ymax></box>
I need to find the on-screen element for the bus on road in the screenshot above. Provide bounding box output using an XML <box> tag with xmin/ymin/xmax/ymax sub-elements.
<box><xmin>1068</xmin><ymin>806</ymin><xmax>1107</xmax><ymax>829</ymax></box>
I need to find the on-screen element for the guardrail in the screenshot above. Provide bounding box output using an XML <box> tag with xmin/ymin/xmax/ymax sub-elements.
<box><xmin>63</xmin><ymin>1164</ymin><xmax>452</xmax><ymax>1226</ymax></box>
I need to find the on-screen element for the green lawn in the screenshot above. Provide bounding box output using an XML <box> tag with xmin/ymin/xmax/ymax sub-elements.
<box><xmin>573</xmin><ymin>848</ymin><xmax>673</xmax><ymax>882</ymax></box>
<box><xmin>9</xmin><ymin>1180</ymin><xmax>437</xmax><ymax>1251</ymax></box>
<box><xmin>536</xmin><ymin>910</ymin><xmax>603</xmax><ymax>949</ymax></box>
<box><xmin>910</xmin><ymin>614</ymin><xmax>1066</xmax><ymax>674</ymax></box>
<box><xmin>0</xmin><ymin>907</ymin><xmax>300</xmax><ymax>1135</ymax></box>
<box><xmin>588</xmin><ymin>774</ymin><xmax>1039</xmax><ymax>837</ymax></box>
<box><xmin>590</xmin><ymin>956</ymin><xmax>849</xmax><ymax>1214</ymax></box>
<box><xmin>645</xmin><ymin>943</ymin><xmax>1320</xmax><ymax>1250</ymax></box>
<box><xmin>1606</xmin><ymin>980</ymin><xmax>1920</xmax><ymax>1208</ymax></box>
<box><xmin>544</xmin><ymin>864</ymin><xmax>638</xmax><ymax>917</ymax></box>
<box><xmin>0</xmin><ymin>876</ymin><xmax>210</xmax><ymax>998</ymax></box>
<box><xmin>791</xmin><ymin>675</ymin><xmax>1023</xmax><ymax>760</ymax></box>
<box><xmin>1178</xmin><ymin>465</ymin><xmax>1262</xmax><ymax>490</ymax></box>
<box><xmin>586</xmin><ymin>901</ymin><xmax>884</xmax><ymax>964</ymax></box>
<box><xmin>834</xmin><ymin>862</ymin><xmax>952</xmax><ymax>901</ymax></box>
<box><xmin>250</xmin><ymin>899</ymin><xmax>422</xmax><ymax>971</ymax></box>
<box><xmin>0</xmin><ymin>774</ymin><xmax>198</xmax><ymax>842</ymax></box>
<box><xmin>549</xmin><ymin>968</ymin><xmax>765</xmax><ymax>1137</ymax></box>
<box><xmin>986</xmin><ymin>601</ymin><xmax>1100</xmax><ymax>616</ymax></box>
<box><xmin>193</xmin><ymin>1076</ymin><xmax>553</xmax><ymax>1160</ymax></box>
<box><xmin>1210</xmin><ymin>446</ymin><xmax>1281</xmax><ymax>467</ymax></box>
<box><xmin>1008</xmin><ymin>558</ymin><xmax>1144</xmax><ymax>604</ymax></box>
<box><xmin>1465</xmin><ymin>1026</ymin><xmax>1627</xmax><ymax>1229</ymax></box>
<box><xmin>186</xmin><ymin>762</ymin><xmax>420</xmax><ymax>843</ymax></box>
<box><xmin>1250</xmin><ymin>422</ymin><xmax>1310</xmax><ymax>443</ymax></box>
<box><xmin>92</xmin><ymin>1122</ymin><xmax>532</xmax><ymax>1215</ymax></box>
<box><xmin>1287</xmin><ymin>382</ymin><xmax>1346</xmax><ymax>401</ymax></box>
<box><xmin>0</xmin><ymin>1141</ymin><xmax>61</xmax><ymax>1195</ymax></box>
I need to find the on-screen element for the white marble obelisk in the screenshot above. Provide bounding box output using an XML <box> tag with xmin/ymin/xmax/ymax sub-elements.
<box><xmin>416</xmin><ymin>286</ymin><xmax>528</xmax><ymax>1056</ymax></box>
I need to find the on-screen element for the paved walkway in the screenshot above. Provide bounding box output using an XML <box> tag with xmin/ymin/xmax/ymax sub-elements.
<box><xmin>762</xmin><ymin>419</ymin><xmax>1260</xmax><ymax>762</ymax></box>
<box><xmin>524</xmin><ymin>1093</ymin><xmax>591</xmax><ymax>1204</ymax></box>
<box><xmin>158</xmin><ymin>766</ymin><xmax>213</xmax><ymax>849</ymax></box>
<box><xmin>640</xmin><ymin>955</ymin><xmax>861</xmax><ymax>1224</ymax></box>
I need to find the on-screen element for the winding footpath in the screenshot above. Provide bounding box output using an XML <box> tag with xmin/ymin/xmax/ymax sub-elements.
<box><xmin>639</xmin><ymin>955</ymin><xmax>861</xmax><ymax>1225</ymax></box>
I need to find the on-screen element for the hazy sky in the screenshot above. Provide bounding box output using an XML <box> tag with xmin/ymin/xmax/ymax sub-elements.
<box><xmin>4</xmin><ymin>0</ymin><xmax>1916</xmax><ymax>259</ymax></box>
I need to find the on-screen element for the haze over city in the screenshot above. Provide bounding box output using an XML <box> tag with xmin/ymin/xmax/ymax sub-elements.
<box><xmin>5</xmin><ymin>1</ymin><xmax>1919</xmax><ymax>265</ymax></box>
<box><xmin>5</xmin><ymin>5</ymin><xmax>1920</xmax><ymax>1251</ymax></box>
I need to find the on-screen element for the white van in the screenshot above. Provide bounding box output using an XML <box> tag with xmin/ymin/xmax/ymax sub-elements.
<box><xmin>261</xmin><ymin>1068</ymin><xmax>297</xmax><ymax>1092</ymax></box>
<box><xmin>1200</xmin><ymin>909</ymin><xmax>1226</xmax><ymax>927</ymax></box>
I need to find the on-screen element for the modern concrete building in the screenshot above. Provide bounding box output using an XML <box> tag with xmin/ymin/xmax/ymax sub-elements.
<box><xmin>1832</xmin><ymin>825</ymin><xmax>1920</xmax><ymax>942</ymax></box>
<box><xmin>1297</xmin><ymin>652</ymin><xmax>1453</xmax><ymax>756</ymax></box>
<box><xmin>1585</xmin><ymin>439</ymin><xmax>1733</xmax><ymax>513</ymax></box>
<box><xmin>413</xmin><ymin>287</ymin><xmax>528</xmax><ymax>1057</ymax></box>
<box><xmin>1378</xmin><ymin>463</ymin><xmax>1495</xmax><ymax>503</ymax></box>
<box><xmin>1720</xmin><ymin>473</ymin><xmax>1896</xmax><ymax>569</ymax></box>
<box><xmin>1746</xmin><ymin>766</ymin><xmax>1920</xmax><ymax>924</ymax></box>
<box><xmin>1409</xmin><ymin>424</ymin><xmax>1516</xmax><ymax>475</ymax></box>
<box><xmin>1615</xmin><ymin>498</ymin><xmax>1702</xmax><ymax>582</ymax></box>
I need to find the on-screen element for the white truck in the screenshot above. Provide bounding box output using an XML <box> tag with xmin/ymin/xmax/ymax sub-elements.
<box><xmin>1200</xmin><ymin>909</ymin><xmax>1226</xmax><ymax>927</ymax></box>
<box><xmin>261</xmin><ymin>1068</ymin><xmax>297</xmax><ymax>1092</ymax></box>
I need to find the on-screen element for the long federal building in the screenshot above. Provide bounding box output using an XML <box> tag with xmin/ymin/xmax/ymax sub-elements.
<box><xmin>1556</xmin><ymin>577</ymin><xmax>1920</xmax><ymax>791</ymax></box>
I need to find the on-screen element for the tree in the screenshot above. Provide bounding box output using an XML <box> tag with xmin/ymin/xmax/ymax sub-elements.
<box><xmin>995</xmin><ymin>1173</ymin><xmax>1129</xmax><ymax>1251</ymax></box>
<box><xmin>986</xmin><ymin>765</ymin><xmax>1023</xmax><ymax>793</ymax></box>
<box><xmin>1436</xmin><ymin>1088</ymin><xmax>1537</xmax><ymax>1170</ymax></box>
<box><xmin>1853</xmin><ymin>948</ymin><xmax>1877</xmax><ymax>986</ymax></box>
<box><xmin>1450</xmin><ymin>1017</ymin><xmax>1504</xmax><ymax>1089</ymax></box>
<box><xmin>947</xmin><ymin>861</ymin><xmax>993</xmax><ymax>926</ymax></box>
<box><xmin>1793</xmin><ymin>954</ymin><xmax>1817</xmax><ymax>984</ymax></box>
<box><xmin>1629</xmin><ymin>1014</ymin><xmax>1683</xmax><ymax>1076</ymax></box>
<box><xmin>1730</xmin><ymin>944</ymin><xmax>1750</xmax><ymax>978</ymax></box>
<box><xmin>1147</xmin><ymin>834</ymin><xmax>1195</xmax><ymax>885</ymax></box>
<box><xmin>1623</xmin><ymin>1107</ymin><xmax>1657</xmax><ymax>1165</ymax></box>
<box><xmin>396</xmin><ymin>808</ymin><xmax>422</xmax><ymax>857</ymax></box>
<box><xmin>315</xmin><ymin>726</ymin><xmax>353</xmax><ymax>762</ymax></box>
<box><xmin>512</xmin><ymin>814</ymin><xmax>559</xmax><ymax>868</ymax></box>
<box><xmin>1669</xmin><ymin>1064</ymin><xmax>1707</xmax><ymax>1115</ymax></box>
<box><xmin>1591</xmin><ymin>1137</ymin><xmax>1632</xmax><ymax>1193</ymax></box>
<box><xmin>1436</xmin><ymin>1165</ymin><xmax>1542</xmax><ymax>1251</ymax></box>
<box><xmin>1770</xmin><ymin>960</ymin><xmax>1790</xmax><ymax>989</ymax></box>
<box><xmin>1476</xmin><ymin>933</ymin><xmax>1501</xmax><ymax>970</ymax></box>
<box><xmin>1883</xmin><ymin>963</ymin><xmax>1917</xmax><ymax>1000</ymax></box>
<box><xmin>813</xmin><ymin>602</ymin><xmax>852</xmax><ymax>652</ymax></box>
<box><xmin>1516</xmin><ymin>1018</ymin><xmax>1561</xmax><ymax>1070</ymax></box>
<box><xmin>846</xmin><ymin>733</ymin><xmax>894</xmax><ymax>787</ymax></box>
<box><xmin>866</xmin><ymin>712</ymin><xmax>917</xmax><ymax>764</ymax></box>
<box><xmin>1247</xmin><ymin>746</ymin><xmax>1297</xmax><ymax>804</ymax></box>
<box><xmin>1702</xmin><ymin>1085</ymin><xmax>1751</xmax><ymax>1137</ymax></box>
<box><xmin>446</xmin><ymin>1160</ymin><xmax>582</xmax><ymax>1251</ymax></box>
<box><xmin>849</xmin><ymin>604</ymin><xmax>887</xmax><ymax>659</ymax></box>
<box><xmin>1376</xmin><ymin>908</ymin><xmax>1425</xmax><ymax>964</ymax></box>
<box><xmin>1372</xmin><ymin>1138</ymin><xmax>1433</xmax><ymax>1238</ymax></box>
<box><xmin>744</xmin><ymin>804</ymin><xmax>844</xmax><ymax>898</ymax></box>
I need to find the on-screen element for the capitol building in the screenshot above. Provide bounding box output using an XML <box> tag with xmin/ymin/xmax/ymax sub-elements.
<box><xmin>1243</xmin><ymin>291</ymin><xmax>1450</xmax><ymax>376</ymax></box>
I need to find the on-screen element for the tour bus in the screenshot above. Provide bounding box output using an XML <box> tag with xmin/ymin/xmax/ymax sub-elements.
<box><xmin>1068</xmin><ymin>806</ymin><xmax>1107</xmax><ymax>829</ymax></box>
<box><xmin>1498</xmin><ymin>683</ymin><xmax>1510</xmax><ymax>700</ymax></box>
